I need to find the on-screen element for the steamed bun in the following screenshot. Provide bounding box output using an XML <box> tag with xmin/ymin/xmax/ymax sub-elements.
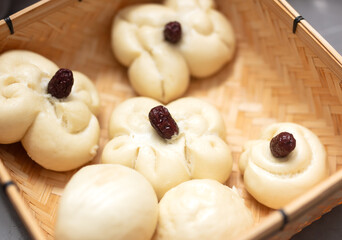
<box><xmin>239</xmin><ymin>122</ymin><xmax>327</xmax><ymax>209</ymax></box>
<box><xmin>102</xmin><ymin>97</ymin><xmax>233</xmax><ymax>200</ymax></box>
<box><xmin>112</xmin><ymin>0</ymin><xmax>235</xmax><ymax>103</ymax></box>
<box><xmin>0</xmin><ymin>50</ymin><xmax>100</xmax><ymax>171</ymax></box>
<box><xmin>154</xmin><ymin>179</ymin><xmax>254</xmax><ymax>240</ymax></box>
<box><xmin>55</xmin><ymin>164</ymin><xmax>158</xmax><ymax>240</ymax></box>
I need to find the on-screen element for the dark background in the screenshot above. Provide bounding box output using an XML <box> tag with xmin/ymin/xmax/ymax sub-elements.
<box><xmin>1</xmin><ymin>0</ymin><xmax>342</xmax><ymax>239</ymax></box>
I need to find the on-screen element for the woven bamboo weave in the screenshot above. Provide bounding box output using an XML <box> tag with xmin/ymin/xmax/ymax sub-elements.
<box><xmin>0</xmin><ymin>0</ymin><xmax>342</xmax><ymax>239</ymax></box>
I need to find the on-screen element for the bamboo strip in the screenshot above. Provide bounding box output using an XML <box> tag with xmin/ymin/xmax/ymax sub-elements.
<box><xmin>0</xmin><ymin>159</ymin><xmax>45</xmax><ymax>240</ymax></box>
<box><xmin>267</xmin><ymin>0</ymin><xmax>342</xmax><ymax>78</ymax></box>
<box><xmin>284</xmin><ymin>169</ymin><xmax>342</xmax><ymax>222</ymax></box>
<box><xmin>238</xmin><ymin>211</ymin><xmax>284</xmax><ymax>240</ymax></box>
<box><xmin>239</xmin><ymin>169</ymin><xmax>342</xmax><ymax>239</ymax></box>
<box><xmin>0</xmin><ymin>0</ymin><xmax>74</xmax><ymax>39</ymax></box>
<box><xmin>0</xmin><ymin>0</ymin><xmax>342</xmax><ymax>239</ymax></box>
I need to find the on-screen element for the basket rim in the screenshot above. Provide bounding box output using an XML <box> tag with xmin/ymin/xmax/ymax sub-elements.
<box><xmin>1</xmin><ymin>0</ymin><xmax>342</xmax><ymax>76</ymax></box>
<box><xmin>0</xmin><ymin>0</ymin><xmax>73</xmax><ymax>40</ymax></box>
<box><xmin>1</xmin><ymin>0</ymin><xmax>342</xmax><ymax>239</ymax></box>
<box><xmin>239</xmin><ymin>167</ymin><xmax>342</xmax><ymax>240</ymax></box>
<box><xmin>276</xmin><ymin>0</ymin><xmax>342</xmax><ymax>78</ymax></box>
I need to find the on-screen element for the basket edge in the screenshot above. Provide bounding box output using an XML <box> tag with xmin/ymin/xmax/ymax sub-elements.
<box><xmin>0</xmin><ymin>158</ymin><xmax>45</xmax><ymax>240</ymax></box>
<box><xmin>269</xmin><ymin>0</ymin><xmax>342</xmax><ymax>79</ymax></box>
<box><xmin>0</xmin><ymin>0</ymin><xmax>76</xmax><ymax>40</ymax></box>
<box><xmin>1</xmin><ymin>0</ymin><xmax>342</xmax><ymax>239</ymax></box>
<box><xmin>239</xmin><ymin>169</ymin><xmax>342</xmax><ymax>240</ymax></box>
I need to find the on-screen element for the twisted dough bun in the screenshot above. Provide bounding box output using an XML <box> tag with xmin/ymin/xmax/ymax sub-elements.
<box><xmin>154</xmin><ymin>179</ymin><xmax>254</xmax><ymax>240</ymax></box>
<box><xmin>55</xmin><ymin>164</ymin><xmax>158</xmax><ymax>240</ymax></box>
<box><xmin>239</xmin><ymin>123</ymin><xmax>328</xmax><ymax>209</ymax></box>
<box><xmin>102</xmin><ymin>97</ymin><xmax>233</xmax><ymax>199</ymax></box>
<box><xmin>112</xmin><ymin>0</ymin><xmax>235</xmax><ymax>103</ymax></box>
<box><xmin>0</xmin><ymin>50</ymin><xmax>100</xmax><ymax>171</ymax></box>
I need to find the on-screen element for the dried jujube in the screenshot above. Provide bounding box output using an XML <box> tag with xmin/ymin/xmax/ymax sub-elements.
<box><xmin>149</xmin><ymin>105</ymin><xmax>179</xmax><ymax>140</ymax></box>
<box><xmin>48</xmin><ymin>68</ymin><xmax>74</xmax><ymax>99</ymax></box>
<box><xmin>270</xmin><ymin>132</ymin><xmax>296</xmax><ymax>158</ymax></box>
<box><xmin>163</xmin><ymin>21</ymin><xmax>182</xmax><ymax>44</ymax></box>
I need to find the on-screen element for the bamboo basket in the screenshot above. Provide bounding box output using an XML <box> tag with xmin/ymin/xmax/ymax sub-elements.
<box><xmin>0</xmin><ymin>0</ymin><xmax>342</xmax><ymax>239</ymax></box>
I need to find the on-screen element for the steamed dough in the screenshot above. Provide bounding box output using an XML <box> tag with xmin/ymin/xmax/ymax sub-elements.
<box><xmin>0</xmin><ymin>50</ymin><xmax>100</xmax><ymax>171</ymax></box>
<box><xmin>102</xmin><ymin>97</ymin><xmax>233</xmax><ymax>199</ymax></box>
<box><xmin>112</xmin><ymin>0</ymin><xmax>235</xmax><ymax>103</ymax></box>
<box><xmin>55</xmin><ymin>164</ymin><xmax>158</xmax><ymax>240</ymax></box>
<box><xmin>239</xmin><ymin>122</ymin><xmax>328</xmax><ymax>209</ymax></box>
<box><xmin>154</xmin><ymin>179</ymin><xmax>254</xmax><ymax>240</ymax></box>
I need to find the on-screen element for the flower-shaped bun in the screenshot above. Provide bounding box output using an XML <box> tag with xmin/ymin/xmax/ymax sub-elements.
<box><xmin>102</xmin><ymin>97</ymin><xmax>232</xmax><ymax>199</ymax></box>
<box><xmin>239</xmin><ymin>123</ymin><xmax>328</xmax><ymax>209</ymax></box>
<box><xmin>112</xmin><ymin>0</ymin><xmax>235</xmax><ymax>103</ymax></box>
<box><xmin>0</xmin><ymin>50</ymin><xmax>100</xmax><ymax>171</ymax></box>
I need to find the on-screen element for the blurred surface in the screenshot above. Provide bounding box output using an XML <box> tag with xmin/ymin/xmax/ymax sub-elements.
<box><xmin>1</xmin><ymin>0</ymin><xmax>342</xmax><ymax>239</ymax></box>
<box><xmin>286</xmin><ymin>0</ymin><xmax>342</xmax><ymax>237</ymax></box>
<box><xmin>288</xmin><ymin>0</ymin><xmax>342</xmax><ymax>54</ymax></box>
<box><xmin>0</xmin><ymin>0</ymin><xmax>39</xmax><ymax>18</ymax></box>
<box><xmin>0</xmin><ymin>188</ymin><xmax>30</xmax><ymax>240</ymax></box>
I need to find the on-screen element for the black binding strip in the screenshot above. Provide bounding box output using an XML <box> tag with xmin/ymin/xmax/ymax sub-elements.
<box><xmin>279</xmin><ymin>209</ymin><xmax>289</xmax><ymax>230</ymax></box>
<box><xmin>4</xmin><ymin>17</ymin><xmax>14</xmax><ymax>34</ymax></box>
<box><xmin>2</xmin><ymin>180</ymin><xmax>15</xmax><ymax>192</ymax></box>
<box><xmin>293</xmin><ymin>15</ymin><xmax>305</xmax><ymax>34</ymax></box>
